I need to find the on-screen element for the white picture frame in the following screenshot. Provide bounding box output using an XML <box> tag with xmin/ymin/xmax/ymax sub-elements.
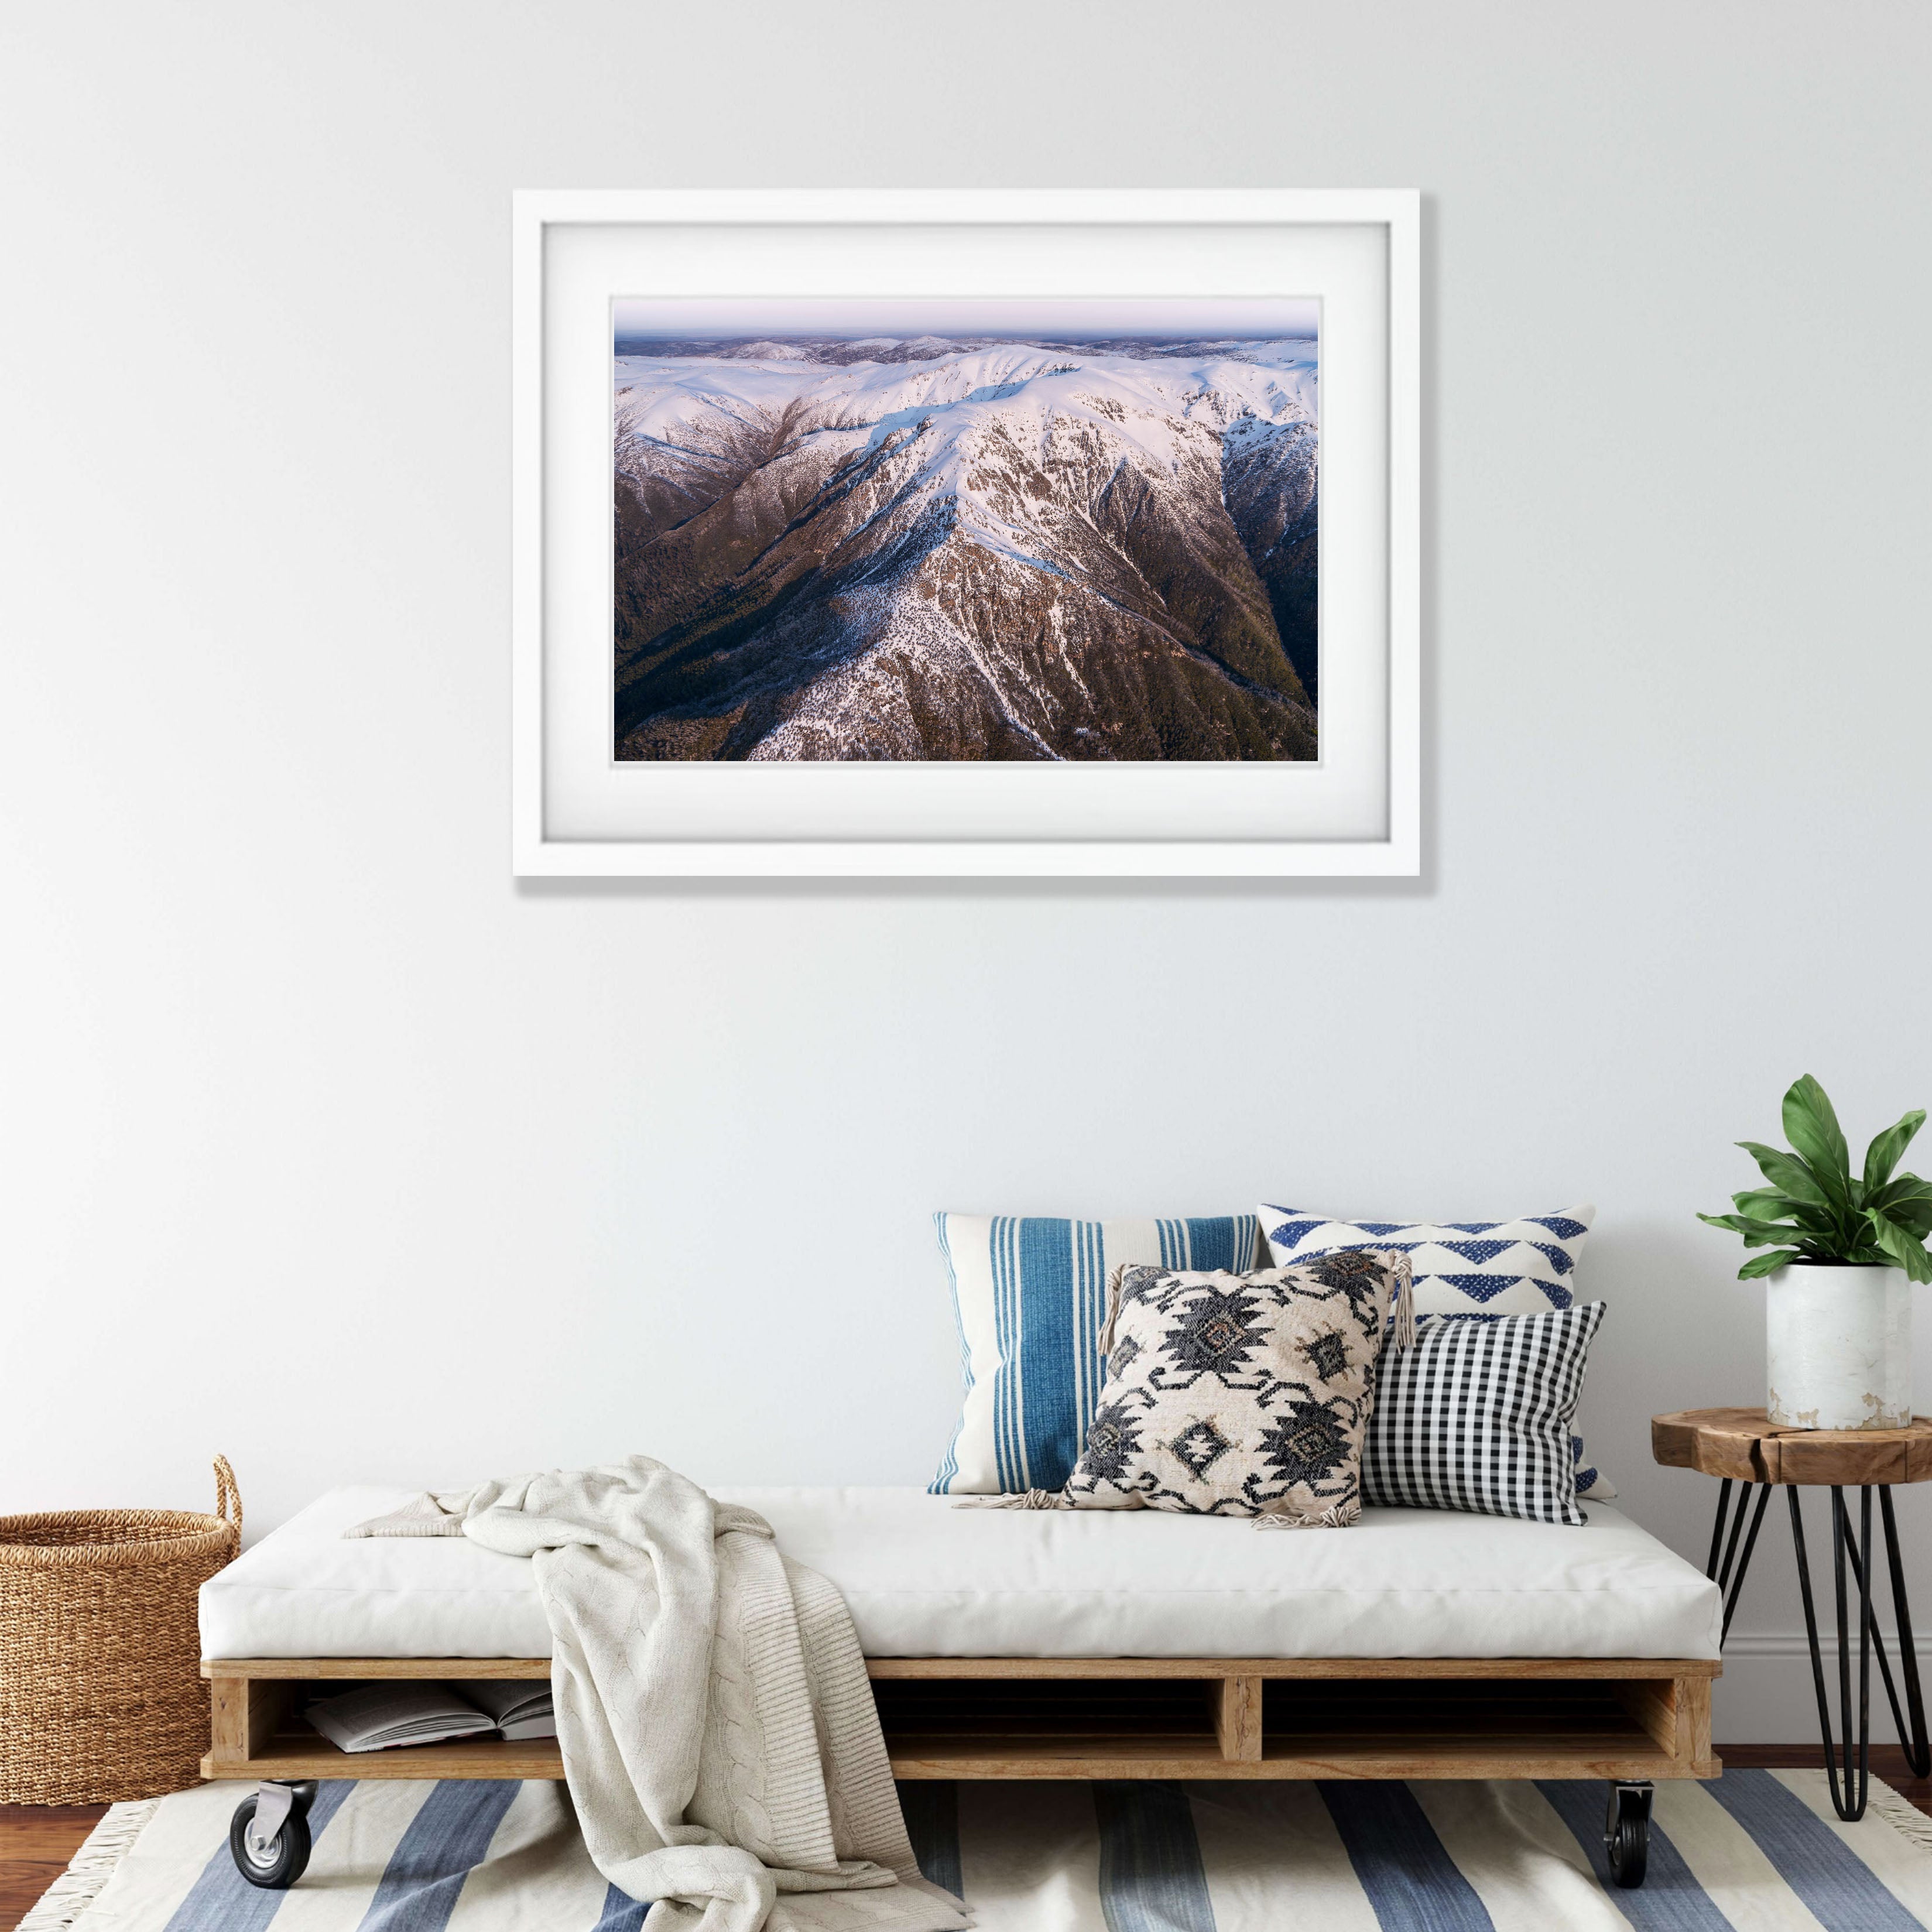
<box><xmin>513</xmin><ymin>190</ymin><xmax>1420</xmax><ymax>877</ymax></box>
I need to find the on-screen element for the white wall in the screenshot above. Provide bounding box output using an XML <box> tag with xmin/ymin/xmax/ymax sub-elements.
<box><xmin>3</xmin><ymin>1</ymin><xmax>1929</xmax><ymax>1743</ymax></box>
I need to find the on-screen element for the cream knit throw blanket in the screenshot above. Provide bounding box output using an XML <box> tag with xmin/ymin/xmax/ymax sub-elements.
<box><xmin>347</xmin><ymin>1460</ymin><xmax>966</xmax><ymax>1932</ymax></box>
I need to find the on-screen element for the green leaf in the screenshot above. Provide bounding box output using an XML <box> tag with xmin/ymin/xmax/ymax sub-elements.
<box><xmin>1699</xmin><ymin>1212</ymin><xmax>1747</xmax><ymax>1233</ymax></box>
<box><xmin>1866</xmin><ymin>1211</ymin><xmax>1932</xmax><ymax>1284</ymax></box>
<box><xmin>1738</xmin><ymin>1140</ymin><xmax>1832</xmax><ymax>1207</ymax></box>
<box><xmin>1870</xmin><ymin>1175</ymin><xmax>1932</xmax><ymax>1216</ymax></box>
<box><xmin>1865</xmin><ymin>1111</ymin><xmax>1927</xmax><ymax>1195</ymax></box>
<box><xmin>1700</xmin><ymin>1212</ymin><xmax>1829</xmax><ymax>1247</ymax></box>
<box><xmin>1784</xmin><ymin>1075</ymin><xmax>1852</xmax><ymax>1201</ymax></box>
<box><xmin>1892</xmin><ymin>1202</ymin><xmax>1932</xmax><ymax>1242</ymax></box>
<box><xmin>1732</xmin><ymin>1190</ymin><xmax>1839</xmax><ymax>1234</ymax></box>
<box><xmin>1862</xmin><ymin>1179</ymin><xmax>1932</xmax><ymax>1242</ymax></box>
<box><xmin>1739</xmin><ymin>1248</ymin><xmax>1801</xmax><ymax>1279</ymax></box>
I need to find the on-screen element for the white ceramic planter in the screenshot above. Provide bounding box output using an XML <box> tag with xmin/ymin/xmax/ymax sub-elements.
<box><xmin>1766</xmin><ymin>1263</ymin><xmax>1912</xmax><ymax>1430</ymax></box>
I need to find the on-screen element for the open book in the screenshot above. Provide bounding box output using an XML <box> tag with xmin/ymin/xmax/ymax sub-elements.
<box><xmin>306</xmin><ymin>1680</ymin><xmax>557</xmax><ymax>1753</ymax></box>
<box><xmin>455</xmin><ymin>1679</ymin><xmax>557</xmax><ymax>1741</ymax></box>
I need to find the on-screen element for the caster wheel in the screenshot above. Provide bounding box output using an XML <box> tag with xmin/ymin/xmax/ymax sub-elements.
<box><xmin>1604</xmin><ymin>1783</ymin><xmax>1652</xmax><ymax>1890</ymax></box>
<box><xmin>229</xmin><ymin>1795</ymin><xmax>312</xmax><ymax>1889</ymax></box>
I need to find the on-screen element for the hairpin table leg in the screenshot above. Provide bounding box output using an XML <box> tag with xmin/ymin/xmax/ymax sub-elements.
<box><xmin>1705</xmin><ymin>1477</ymin><xmax>1734</xmax><ymax>1580</ymax></box>
<box><xmin>1705</xmin><ymin>1478</ymin><xmax>1771</xmax><ymax>1642</ymax></box>
<box><xmin>1858</xmin><ymin>1486</ymin><xmax>1932</xmax><ymax>1777</ymax></box>
<box><xmin>1790</xmin><ymin>1485</ymin><xmax>1875</xmax><ymax>1820</ymax></box>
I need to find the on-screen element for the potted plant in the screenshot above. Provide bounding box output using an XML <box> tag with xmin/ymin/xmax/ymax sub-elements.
<box><xmin>1700</xmin><ymin>1075</ymin><xmax>1932</xmax><ymax>1431</ymax></box>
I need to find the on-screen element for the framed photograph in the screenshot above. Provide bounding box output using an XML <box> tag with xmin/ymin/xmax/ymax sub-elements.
<box><xmin>513</xmin><ymin>190</ymin><xmax>1419</xmax><ymax>876</ymax></box>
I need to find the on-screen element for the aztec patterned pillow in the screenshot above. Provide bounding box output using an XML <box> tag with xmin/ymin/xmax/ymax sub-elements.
<box><xmin>1053</xmin><ymin>1251</ymin><xmax>1413</xmax><ymax>1525</ymax></box>
<box><xmin>1362</xmin><ymin>1301</ymin><xmax>1607</xmax><ymax>1526</ymax></box>
<box><xmin>1257</xmin><ymin>1201</ymin><xmax>1614</xmax><ymax>1499</ymax></box>
<box><xmin>929</xmin><ymin>1213</ymin><xmax>1263</xmax><ymax>1495</ymax></box>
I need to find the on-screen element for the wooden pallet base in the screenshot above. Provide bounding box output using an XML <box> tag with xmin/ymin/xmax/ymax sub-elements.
<box><xmin>203</xmin><ymin>1655</ymin><xmax>1719</xmax><ymax>1784</ymax></box>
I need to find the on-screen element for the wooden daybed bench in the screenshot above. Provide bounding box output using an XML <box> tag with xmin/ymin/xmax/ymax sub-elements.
<box><xmin>199</xmin><ymin>1486</ymin><xmax>1723</xmax><ymax>1890</ymax></box>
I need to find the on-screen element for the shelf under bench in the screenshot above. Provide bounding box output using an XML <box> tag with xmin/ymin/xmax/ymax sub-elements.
<box><xmin>203</xmin><ymin>1654</ymin><xmax>1718</xmax><ymax>1785</ymax></box>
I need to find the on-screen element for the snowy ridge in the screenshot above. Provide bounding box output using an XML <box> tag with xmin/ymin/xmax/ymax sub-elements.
<box><xmin>612</xmin><ymin>339</ymin><xmax>1319</xmax><ymax>761</ymax></box>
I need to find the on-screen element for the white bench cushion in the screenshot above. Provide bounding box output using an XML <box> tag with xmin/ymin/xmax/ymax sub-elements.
<box><xmin>199</xmin><ymin>1484</ymin><xmax>1721</xmax><ymax>1662</ymax></box>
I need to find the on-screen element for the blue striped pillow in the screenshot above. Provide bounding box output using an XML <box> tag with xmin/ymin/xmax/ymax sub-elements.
<box><xmin>929</xmin><ymin>1213</ymin><xmax>1264</xmax><ymax>1495</ymax></box>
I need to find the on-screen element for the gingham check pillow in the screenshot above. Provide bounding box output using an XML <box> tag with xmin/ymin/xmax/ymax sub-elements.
<box><xmin>1364</xmin><ymin>1302</ymin><xmax>1608</xmax><ymax>1526</ymax></box>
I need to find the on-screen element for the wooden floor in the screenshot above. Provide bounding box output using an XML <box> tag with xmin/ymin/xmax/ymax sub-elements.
<box><xmin>0</xmin><ymin>1805</ymin><xmax>106</xmax><ymax>1932</ymax></box>
<box><xmin>2</xmin><ymin>1750</ymin><xmax>1927</xmax><ymax>1932</ymax></box>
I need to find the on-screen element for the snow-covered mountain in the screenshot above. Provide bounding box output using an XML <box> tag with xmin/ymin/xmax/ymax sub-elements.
<box><xmin>612</xmin><ymin>338</ymin><xmax>1318</xmax><ymax>761</ymax></box>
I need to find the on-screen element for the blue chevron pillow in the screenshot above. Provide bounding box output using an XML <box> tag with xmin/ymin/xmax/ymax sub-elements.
<box><xmin>1258</xmin><ymin>1201</ymin><xmax>1614</xmax><ymax>1499</ymax></box>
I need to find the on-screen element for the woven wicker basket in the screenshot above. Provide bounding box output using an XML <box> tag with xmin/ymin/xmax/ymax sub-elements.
<box><xmin>0</xmin><ymin>1457</ymin><xmax>241</xmax><ymax>1803</ymax></box>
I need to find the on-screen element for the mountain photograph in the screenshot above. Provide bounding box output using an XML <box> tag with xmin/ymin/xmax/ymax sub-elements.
<box><xmin>611</xmin><ymin>303</ymin><xmax>1319</xmax><ymax>762</ymax></box>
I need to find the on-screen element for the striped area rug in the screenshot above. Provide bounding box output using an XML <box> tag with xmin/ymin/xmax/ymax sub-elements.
<box><xmin>25</xmin><ymin>1772</ymin><xmax>1932</xmax><ymax>1932</ymax></box>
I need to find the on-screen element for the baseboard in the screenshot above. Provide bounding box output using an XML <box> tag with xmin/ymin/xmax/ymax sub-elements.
<box><xmin>1715</xmin><ymin>1633</ymin><xmax>1931</xmax><ymax>1743</ymax></box>
<box><xmin>1724</xmin><ymin>1633</ymin><xmax>1932</xmax><ymax>1660</ymax></box>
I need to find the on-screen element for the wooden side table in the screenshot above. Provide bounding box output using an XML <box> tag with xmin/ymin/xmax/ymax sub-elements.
<box><xmin>1653</xmin><ymin>1406</ymin><xmax>1932</xmax><ymax>1820</ymax></box>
